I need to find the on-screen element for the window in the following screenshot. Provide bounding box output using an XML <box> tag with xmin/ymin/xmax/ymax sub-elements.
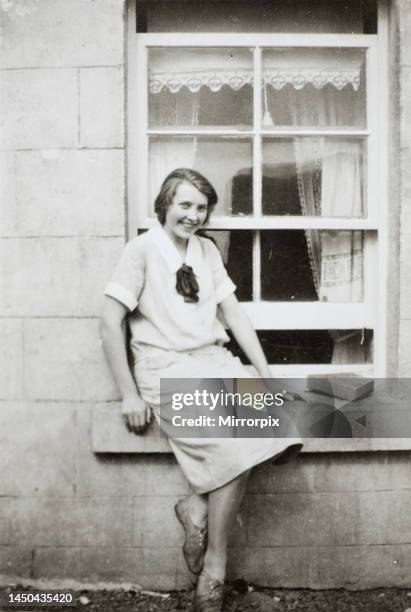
<box><xmin>127</xmin><ymin>1</ymin><xmax>388</xmax><ymax>376</ymax></box>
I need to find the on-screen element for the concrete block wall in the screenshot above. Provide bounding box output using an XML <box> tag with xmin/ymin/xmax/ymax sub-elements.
<box><xmin>0</xmin><ymin>0</ymin><xmax>410</xmax><ymax>590</ymax></box>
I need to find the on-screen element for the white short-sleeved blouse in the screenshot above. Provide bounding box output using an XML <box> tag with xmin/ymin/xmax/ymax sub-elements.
<box><xmin>104</xmin><ymin>225</ymin><xmax>236</xmax><ymax>353</ymax></box>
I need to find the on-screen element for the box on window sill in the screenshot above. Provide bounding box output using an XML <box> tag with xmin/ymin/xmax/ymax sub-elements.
<box><xmin>306</xmin><ymin>373</ymin><xmax>375</xmax><ymax>401</ymax></box>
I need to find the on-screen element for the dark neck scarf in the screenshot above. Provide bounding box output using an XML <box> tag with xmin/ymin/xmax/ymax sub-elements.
<box><xmin>176</xmin><ymin>263</ymin><xmax>199</xmax><ymax>303</ymax></box>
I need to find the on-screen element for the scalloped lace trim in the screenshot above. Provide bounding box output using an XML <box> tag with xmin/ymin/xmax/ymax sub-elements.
<box><xmin>149</xmin><ymin>69</ymin><xmax>360</xmax><ymax>94</ymax></box>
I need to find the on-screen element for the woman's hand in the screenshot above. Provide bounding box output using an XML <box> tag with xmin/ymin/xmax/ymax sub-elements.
<box><xmin>122</xmin><ymin>393</ymin><xmax>152</xmax><ymax>435</ymax></box>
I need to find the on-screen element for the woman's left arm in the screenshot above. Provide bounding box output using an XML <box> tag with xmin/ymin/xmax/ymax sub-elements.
<box><xmin>219</xmin><ymin>294</ymin><xmax>271</xmax><ymax>378</ymax></box>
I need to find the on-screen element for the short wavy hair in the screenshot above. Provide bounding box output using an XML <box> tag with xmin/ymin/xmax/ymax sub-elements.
<box><xmin>154</xmin><ymin>168</ymin><xmax>218</xmax><ymax>225</ymax></box>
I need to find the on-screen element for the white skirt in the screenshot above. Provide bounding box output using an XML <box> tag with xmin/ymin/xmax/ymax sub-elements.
<box><xmin>134</xmin><ymin>344</ymin><xmax>303</xmax><ymax>494</ymax></box>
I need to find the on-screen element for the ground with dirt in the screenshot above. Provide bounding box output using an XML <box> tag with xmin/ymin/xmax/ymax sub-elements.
<box><xmin>1</xmin><ymin>583</ymin><xmax>411</xmax><ymax>612</ymax></box>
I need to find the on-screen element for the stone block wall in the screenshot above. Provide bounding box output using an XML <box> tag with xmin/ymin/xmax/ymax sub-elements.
<box><xmin>0</xmin><ymin>0</ymin><xmax>410</xmax><ymax>590</ymax></box>
<box><xmin>0</xmin><ymin>0</ymin><xmax>129</xmax><ymax>581</ymax></box>
<box><xmin>398</xmin><ymin>0</ymin><xmax>411</xmax><ymax>374</ymax></box>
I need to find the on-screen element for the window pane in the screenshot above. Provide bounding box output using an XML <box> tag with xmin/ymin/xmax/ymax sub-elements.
<box><xmin>262</xmin><ymin>137</ymin><xmax>366</xmax><ymax>217</ymax></box>
<box><xmin>261</xmin><ymin>230</ymin><xmax>364</xmax><ymax>302</ymax></box>
<box><xmin>149</xmin><ymin>137</ymin><xmax>253</xmax><ymax>216</ymax></box>
<box><xmin>227</xmin><ymin>329</ymin><xmax>373</xmax><ymax>364</ymax></box>
<box><xmin>148</xmin><ymin>48</ymin><xmax>253</xmax><ymax>129</ymax></box>
<box><xmin>261</xmin><ymin>48</ymin><xmax>366</xmax><ymax>129</ymax></box>
<box><xmin>202</xmin><ymin>230</ymin><xmax>253</xmax><ymax>301</ymax></box>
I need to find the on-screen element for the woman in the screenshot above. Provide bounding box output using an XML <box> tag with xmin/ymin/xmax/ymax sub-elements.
<box><xmin>100</xmin><ymin>168</ymin><xmax>302</xmax><ymax>611</ymax></box>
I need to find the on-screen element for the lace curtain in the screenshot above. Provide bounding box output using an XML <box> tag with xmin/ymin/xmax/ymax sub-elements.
<box><xmin>279</xmin><ymin>86</ymin><xmax>364</xmax><ymax>303</ymax></box>
<box><xmin>275</xmin><ymin>86</ymin><xmax>366</xmax><ymax>361</ymax></box>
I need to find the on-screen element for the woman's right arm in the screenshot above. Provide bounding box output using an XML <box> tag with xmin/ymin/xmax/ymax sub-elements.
<box><xmin>100</xmin><ymin>296</ymin><xmax>151</xmax><ymax>434</ymax></box>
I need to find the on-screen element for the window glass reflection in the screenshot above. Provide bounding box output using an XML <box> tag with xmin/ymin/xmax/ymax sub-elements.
<box><xmin>148</xmin><ymin>48</ymin><xmax>253</xmax><ymax>129</ymax></box>
<box><xmin>262</xmin><ymin>138</ymin><xmax>365</xmax><ymax>217</ymax></box>
<box><xmin>262</xmin><ymin>48</ymin><xmax>366</xmax><ymax>129</ymax></box>
<box><xmin>261</xmin><ymin>230</ymin><xmax>364</xmax><ymax>302</ymax></box>
<box><xmin>149</xmin><ymin>137</ymin><xmax>253</xmax><ymax>216</ymax></box>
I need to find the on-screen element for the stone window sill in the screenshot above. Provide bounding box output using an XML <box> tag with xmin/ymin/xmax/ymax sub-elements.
<box><xmin>92</xmin><ymin>405</ymin><xmax>411</xmax><ymax>454</ymax></box>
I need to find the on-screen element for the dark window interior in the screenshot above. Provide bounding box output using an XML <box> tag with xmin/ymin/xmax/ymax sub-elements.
<box><xmin>227</xmin><ymin>329</ymin><xmax>373</xmax><ymax>364</ymax></box>
<box><xmin>137</xmin><ymin>1</ymin><xmax>377</xmax><ymax>34</ymax></box>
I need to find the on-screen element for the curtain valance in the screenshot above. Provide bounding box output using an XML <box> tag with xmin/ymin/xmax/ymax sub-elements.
<box><xmin>149</xmin><ymin>48</ymin><xmax>363</xmax><ymax>94</ymax></box>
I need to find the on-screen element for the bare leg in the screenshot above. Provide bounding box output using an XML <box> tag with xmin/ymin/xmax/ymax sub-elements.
<box><xmin>202</xmin><ymin>469</ymin><xmax>251</xmax><ymax>580</ymax></box>
<box><xmin>189</xmin><ymin>493</ymin><xmax>208</xmax><ymax>527</ymax></box>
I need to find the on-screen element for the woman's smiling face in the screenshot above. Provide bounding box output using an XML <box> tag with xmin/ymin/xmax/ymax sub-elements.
<box><xmin>164</xmin><ymin>181</ymin><xmax>208</xmax><ymax>242</ymax></box>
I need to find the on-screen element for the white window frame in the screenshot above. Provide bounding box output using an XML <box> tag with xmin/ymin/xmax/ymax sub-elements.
<box><xmin>126</xmin><ymin>2</ymin><xmax>389</xmax><ymax>378</ymax></box>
